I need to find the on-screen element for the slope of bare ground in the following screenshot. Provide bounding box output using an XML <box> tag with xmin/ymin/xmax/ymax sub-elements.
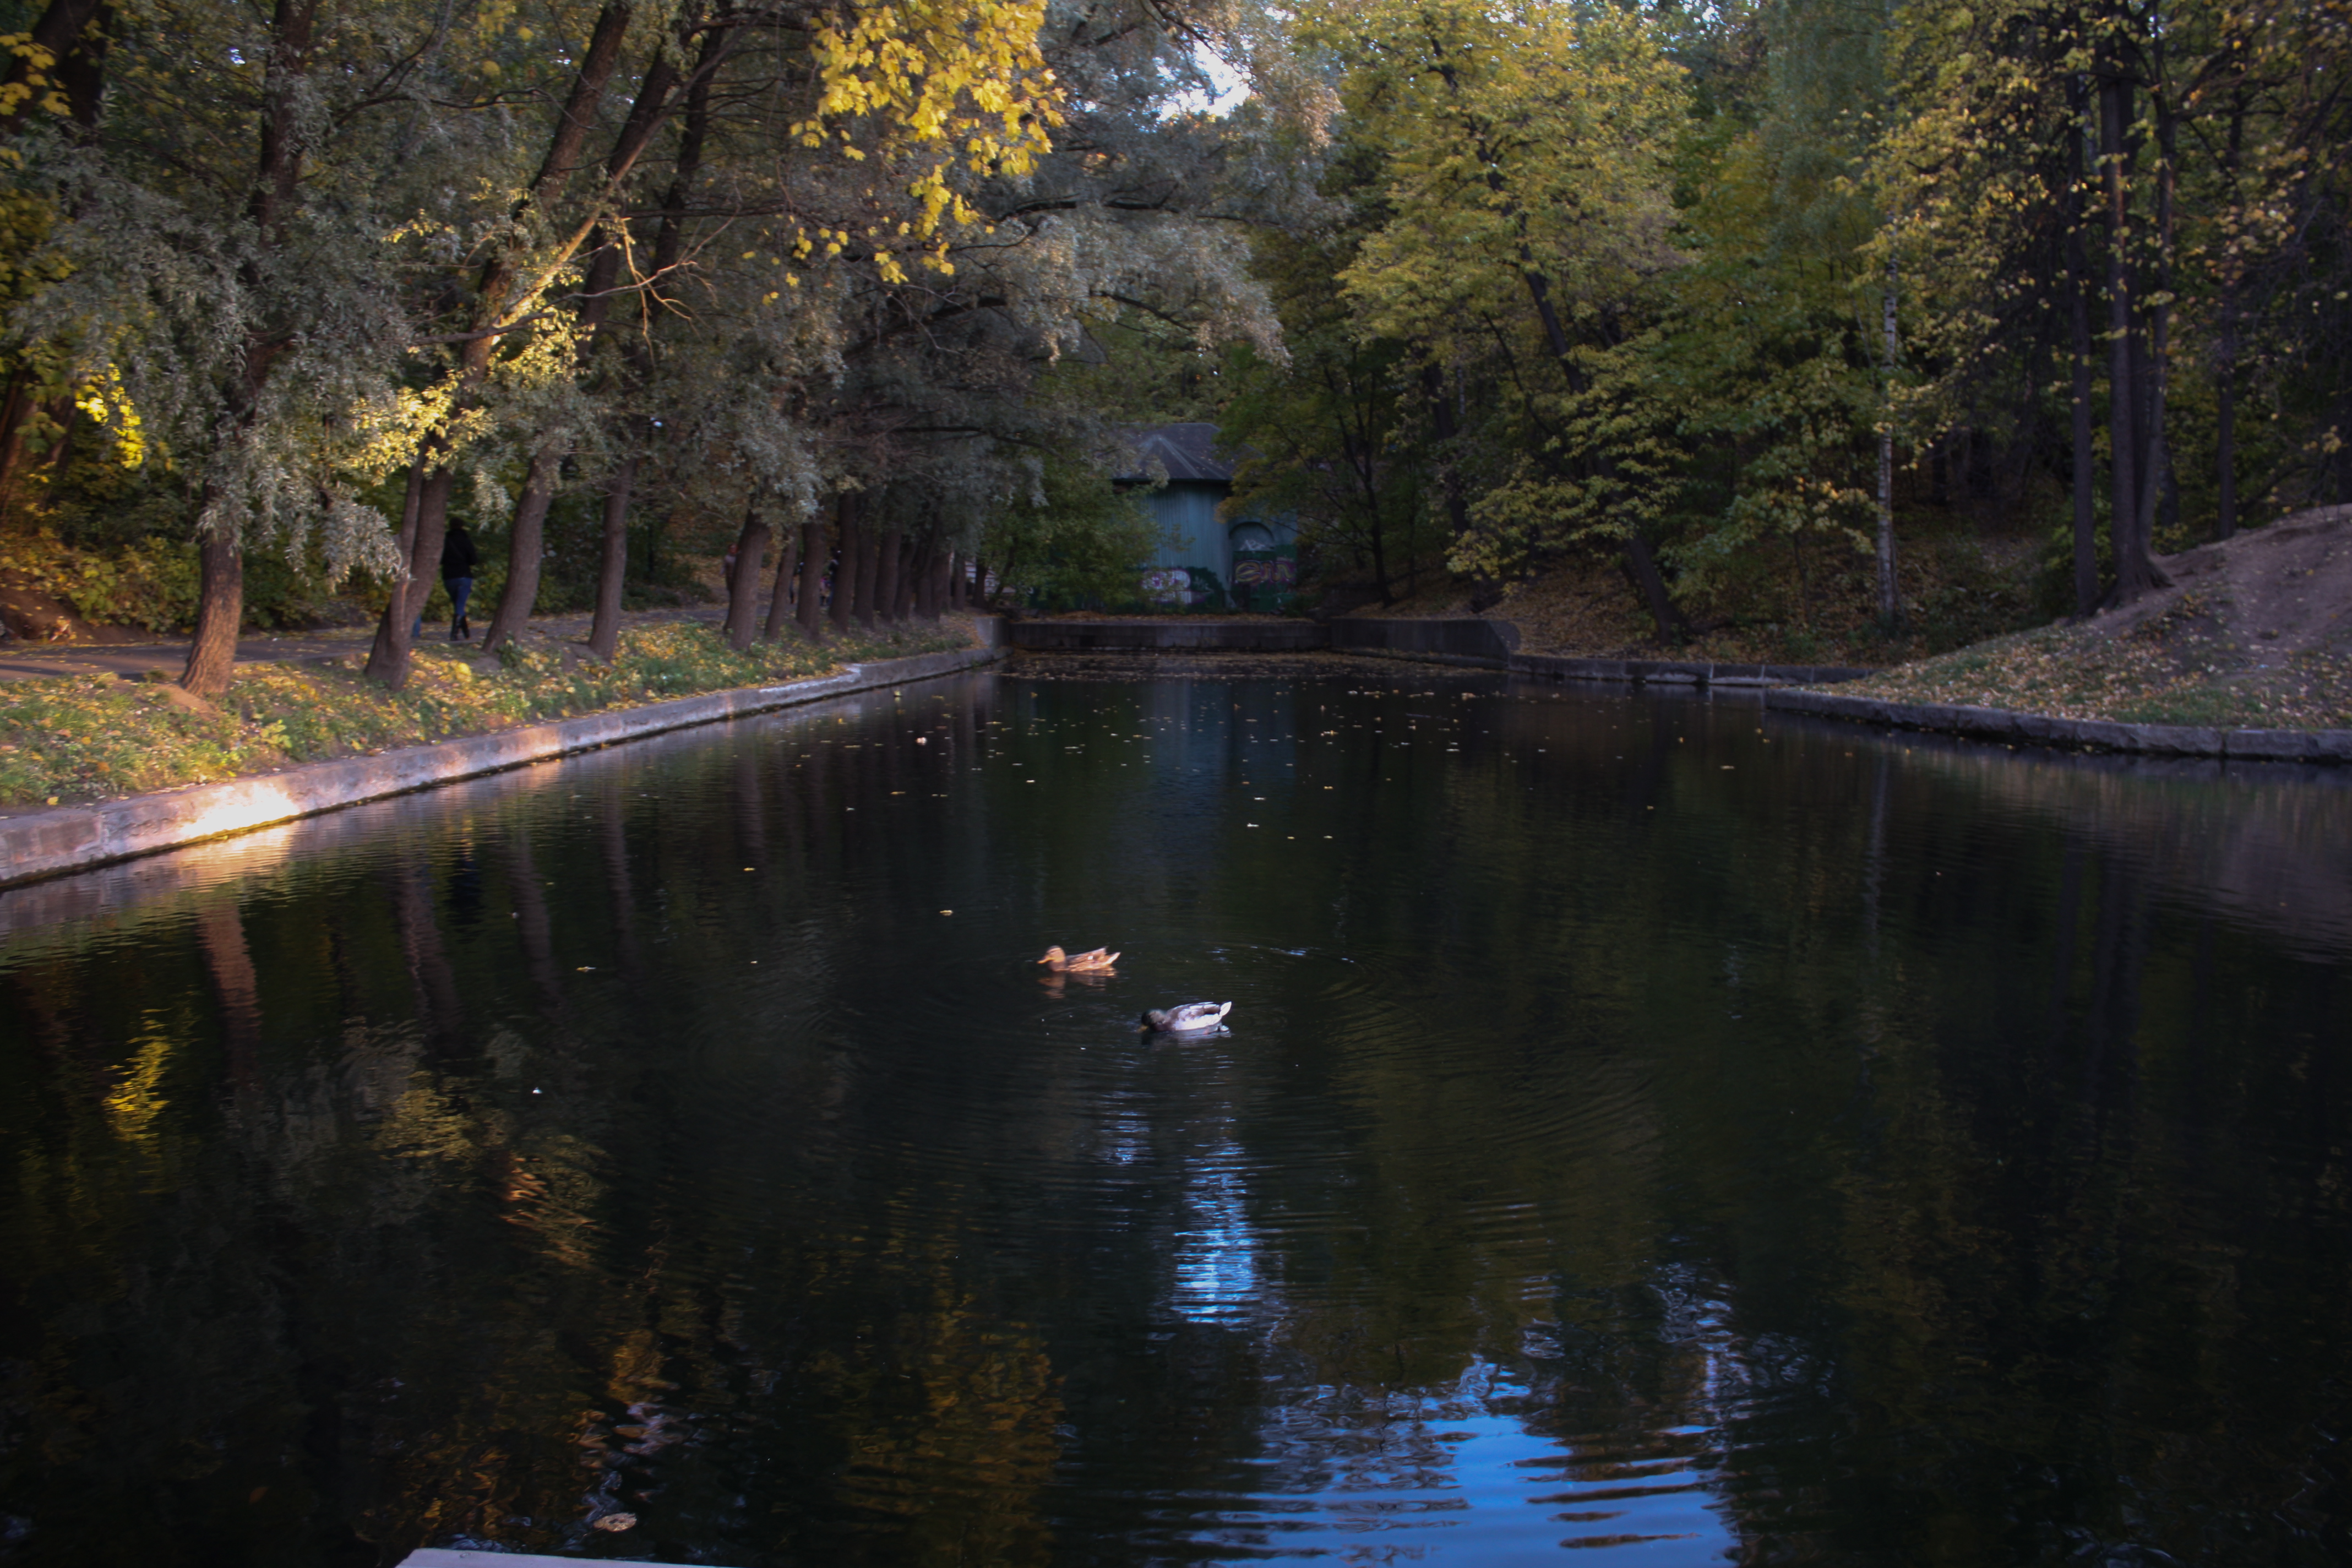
<box><xmin>1837</xmin><ymin>507</ymin><xmax>2352</xmax><ymax>729</ymax></box>
<box><xmin>2109</xmin><ymin>505</ymin><xmax>2352</xmax><ymax>657</ymax></box>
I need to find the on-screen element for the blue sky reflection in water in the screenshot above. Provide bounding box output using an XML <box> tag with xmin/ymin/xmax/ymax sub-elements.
<box><xmin>1</xmin><ymin>658</ymin><xmax>2349</xmax><ymax>1567</ymax></box>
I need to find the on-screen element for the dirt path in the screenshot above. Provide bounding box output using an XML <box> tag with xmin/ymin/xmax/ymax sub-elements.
<box><xmin>2118</xmin><ymin>504</ymin><xmax>2352</xmax><ymax>661</ymax></box>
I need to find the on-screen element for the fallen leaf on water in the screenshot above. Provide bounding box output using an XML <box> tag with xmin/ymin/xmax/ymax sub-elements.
<box><xmin>594</xmin><ymin>1512</ymin><xmax>638</xmax><ymax>1532</ymax></box>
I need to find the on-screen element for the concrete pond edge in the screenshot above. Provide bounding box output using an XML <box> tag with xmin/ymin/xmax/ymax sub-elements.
<box><xmin>0</xmin><ymin>645</ymin><xmax>1005</xmax><ymax>890</ymax></box>
<box><xmin>1765</xmin><ymin>685</ymin><xmax>2352</xmax><ymax>764</ymax></box>
<box><xmin>399</xmin><ymin>1551</ymin><xmax>694</xmax><ymax>1568</ymax></box>
<box><xmin>1006</xmin><ymin>617</ymin><xmax>1879</xmax><ymax>689</ymax></box>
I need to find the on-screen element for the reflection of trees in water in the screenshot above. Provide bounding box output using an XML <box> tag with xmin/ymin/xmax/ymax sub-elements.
<box><xmin>0</xmin><ymin>679</ymin><xmax>2345</xmax><ymax>1565</ymax></box>
<box><xmin>1820</xmin><ymin>721</ymin><xmax>2352</xmax><ymax>962</ymax></box>
<box><xmin>1193</xmin><ymin>689</ymin><xmax>2352</xmax><ymax>1562</ymax></box>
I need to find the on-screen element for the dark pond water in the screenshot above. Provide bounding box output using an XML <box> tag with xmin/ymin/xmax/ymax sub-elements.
<box><xmin>3</xmin><ymin>657</ymin><xmax>2350</xmax><ymax>1568</ymax></box>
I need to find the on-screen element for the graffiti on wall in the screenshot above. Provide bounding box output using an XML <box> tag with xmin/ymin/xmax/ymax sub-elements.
<box><xmin>1230</xmin><ymin>556</ymin><xmax>1296</xmax><ymax>589</ymax></box>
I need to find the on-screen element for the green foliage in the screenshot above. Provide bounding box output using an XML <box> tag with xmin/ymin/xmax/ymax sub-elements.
<box><xmin>0</xmin><ymin>0</ymin><xmax>1289</xmax><ymax>674</ymax></box>
<box><xmin>1219</xmin><ymin>221</ymin><xmax>1442</xmax><ymax>607</ymax></box>
<box><xmin>0</xmin><ymin>527</ymin><xmax>341</xmax><ymax>631</ymax></box>
<box><xmin>1219</xmin><ymin>0</ymin><xmax>2351</xmax><ymax>651</ymax></box>
<box><xmin>1295</xmin><ymin>0</ymin><xmax>1690</xmax><ymax>581</ymax></box>
<box><xmin>1647</xmin><ymin>0</ymin><xmax>1894</xmax><ymax>601</ymax></box>
<box><xmin>980</xmin><ymin>458</ymin><xmax>1167</xmax><ymax>611</ymax></box>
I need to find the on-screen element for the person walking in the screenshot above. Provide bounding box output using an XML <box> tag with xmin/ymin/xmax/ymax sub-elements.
<box><xmin>440</xmin><ymin>520</ymin><xmax>480</xmax><ymax>640</ymax></box>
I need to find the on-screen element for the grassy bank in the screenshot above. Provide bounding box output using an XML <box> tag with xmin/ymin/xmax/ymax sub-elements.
<box><xmin>0</xmin><ymin>620</ymin><xmax>968</xmax><ymax>808</ymax></box>
<box><xmin>1828</xmin><ymin>595</ymin><xmax>2352</xmax><ymax>729</ymax></box>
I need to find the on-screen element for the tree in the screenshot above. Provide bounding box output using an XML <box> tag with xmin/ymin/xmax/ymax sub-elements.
<box><xmin>1220</xmin><ymin>220</ymin><xmax>1433</xmax><ymax>606</ymax></box>
<box><xmin>1295</xmin><ymin>0</ymin><xmax>1692</xmax><ymax>636</ymax></box>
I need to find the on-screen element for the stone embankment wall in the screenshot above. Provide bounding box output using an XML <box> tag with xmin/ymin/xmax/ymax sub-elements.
<box><xmin>1013</xmin><ymin>617</ymin><xmax>2351</xmax><ymax>763</ymax></box>
<box><xmin>0</xmin><ymin>646</ymin><xmax>1003</xmax><ymax>890</ymax></box>
<box><xmin>1766</xmin><ymin>686</ymin><xmax>2352</xmax><ymax>763</ymax></box>
<box><xmin>1008</xmin><ymin>619</ymin><xmax>1326</xmax><ymax>651</ymax></box>
<box><xmin>1009</xmin><ymin>616</ymin><xmax>1873</xmax><ymax>687</ymax></box>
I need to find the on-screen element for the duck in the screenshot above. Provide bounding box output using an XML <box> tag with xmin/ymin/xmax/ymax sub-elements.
<box><xmin>1140</xmin><ymin>1001</ymin><xmax>1233</xmax><ymax>1033</ymax></box>
<box><xmin>1038</xmin><ymin>945</ymin><xmax>1119</xmax><ymax>972</ymax></box>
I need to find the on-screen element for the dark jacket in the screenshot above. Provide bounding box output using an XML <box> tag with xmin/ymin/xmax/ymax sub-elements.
<box><xmin>440</xmin><ymin>527</ymin><xmax>479</xmax><ymax>580</ymax></box>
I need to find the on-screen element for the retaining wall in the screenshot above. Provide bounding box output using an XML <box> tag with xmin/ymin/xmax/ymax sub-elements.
<box><xmin>1328</xmin><ymin>617</ymin><xmax>1521</xmax><ymax>663</ymax></box>
<box><xmin>1008</xmin><ymin>619</ymin><xmax>1326</xmax><ymax>652</ymax></box>
<box><xmin>0</xmin><ymin>646</ymin><xmax>1003</xmax><ymax>890</ymax></box>
<box><xmin>1513</xmin><ymin>652</ymin><xmax>1875</xmax><ymax>688</ymax></box>
<box><xmin>1767</xmin><ymin>685</ymin><xmax>2352</xmax><ymax>763</ymax></box>
<box><xmin>1007</xmin><ymin>617</ymin><xmax>1879</xmax><ymax>689</ymax></box>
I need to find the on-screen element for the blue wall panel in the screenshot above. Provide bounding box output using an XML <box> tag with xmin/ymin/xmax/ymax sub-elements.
<box><xmin>1142</xmin><ymin>483</ymin><xmax>1296</xmax><ymax>578</ymax></box>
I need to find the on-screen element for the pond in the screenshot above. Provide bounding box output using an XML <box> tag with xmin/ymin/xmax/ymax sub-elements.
<box><xmin>2</xmin><ymin>658</ymin><xmax>2349</xmax><ymax>1567</ymax></box>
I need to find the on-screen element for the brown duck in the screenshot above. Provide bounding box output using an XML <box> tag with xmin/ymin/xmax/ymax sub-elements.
<box><xmin>1037</xmin><ymin>945</ymin><xmax>1120</xmax><ymax>972</ymax></box>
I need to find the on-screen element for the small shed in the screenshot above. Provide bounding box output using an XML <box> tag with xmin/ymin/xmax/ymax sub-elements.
<box><xmin>1118</xmin><ymin>423</ymin><xmax>1297</xmax><ymax>610</ymax></box>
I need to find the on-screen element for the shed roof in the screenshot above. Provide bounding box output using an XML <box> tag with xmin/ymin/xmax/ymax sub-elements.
<box><xmin>1118</xmin><ymin>423</ymin><xmax>1236</xmax><ymax>485</ymax></box>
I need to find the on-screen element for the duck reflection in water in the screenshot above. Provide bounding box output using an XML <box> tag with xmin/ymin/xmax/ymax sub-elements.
<box><xmin>1037</xmin><ymin>967</ymin><xmax>1115</xmax><ymax>999</ymax></box>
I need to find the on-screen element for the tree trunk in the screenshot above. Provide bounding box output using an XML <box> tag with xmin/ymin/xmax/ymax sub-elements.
<box><xmin>484</xmin><ymin>444</ymin><xmax>559</xmax><ymax>652</ymax></box>
<box><xmin>581</xmin><ymin>17</ymin><xmax>716</xmax><ymax>655</ymax></box>
<box><xmin>417</xmin><ymin>4</ymin><xmax>689</xmax><ymax>673</ymax></box>
<box><xmin>480</xmin><ymin>228</ymin><xmax>622</xmax><ymax>656</ymax></box>
<box><xmin>2215</xmin><ymin>100</ymin><xmax>2246</xmax><ymax>541</ymax></box>
<box><xmin>2100</xmin><ymin>69</ymin><xmax>2161</xmax><ymax>602</ymax></box>
<box><xmin>0</xmin><ymin>371</ymin><xmax>40</xmax><ymax>519</ymax></box>
<box><xmin>796</xmin><ymin>519</ymin><xmax>829</xmax><ymax>640</ymax></box>
<box><xmin>182</xmin><ymin>0</ymin><xmax>315</xmax><ymax>699</ymax></box>
<box><xmin>1421</xmin><ymin>363</ymin><xmax>1473</xmax><ymax>538</ymax></box>
<box><xmin>762</xmin><ymin>524</ymin><xmax>799</xmax><ymax>641</ymax></box>
<box><xmin>947</xmin><ymin>551</ymin><xmax>964</xmax><ymax>609</ymax></box>
<box><xmin>1620</xmin><ymin>532</ymin><xmax>1687</xmax><ymax>643</ymax></box>
<box><xmin>181</xmin><ymin>523</ymin><xmax>244</xmax><ymax>699</ymax></box>
<box><xmin>400</xmin><ymin>468</ymin><xmax>455</xmax><ymax>644</ymax></box>
<box><xmin>2132</xmin><ymin>97</ymin><xmax>2179</xmax><ymax>584</ymax></box>
<box><xmin>2215</xmin><ymin>307</ymin><xmax>2237</xmax><ymax>540</ymax></box>
<box><xmin>53</xmin><ymin>1</ymin><xmax>110</xmax><ymax>134</ymax></box>
<box><xmin>1875</xmin><ymin>248</ymin><xmax>1901</xmax><ymax>629</ymax></box>
<box><xmin>2067</xmin><ymin>82</ymin><xmax>2100</xmax><ymax>613</ymax></box>
<box><xmin>449</xmin><ymin>2</ymin><xmax>634</xmax><ymax>390</ymax></box>
<box><xmin>830</xmin><ymin>497</ymin><xmax>862</xmax><ymax>634</ymax></box>
<box><xmin>358</xmin><ymin>459</ymin><xmax>425</xmax><ymax>671</ymax></box>
<box><xmin>725</xmin><ymin>504</ymin><xmax>769</xmax><ymax>650</ymax></box>
<box><xmin>363</xmin><ymin>462</ymin><xmax>452</xmax><ymax>691</ymax></box>
<box><xmin>869</xmin><ymin>529</ymin><xmax>896</xmax><ymax>624</ymax></box>
<box><xmin>896</xmin><ymin>536</ymin><xmax>922</xmax><ymax>620</ymax></box>
<box><xmin>851</xmin><ymin>516</ymin><xmax>880</xmax><ymax>629</ymax></box>
<box><xmin>587</xmin><ymin>454</ymin><xmax>636</xmax><ymax>661</ymax></box>
<box><xmin>0</xmin><ymin>0</ymin><xmax>110</xmax><ymax>141</ymax></box>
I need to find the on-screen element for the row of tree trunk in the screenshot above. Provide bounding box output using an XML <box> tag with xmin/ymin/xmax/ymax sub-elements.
<box><xmin>721</xmin><ymin>493</ymin><xmax>974</xmax><ymax>651</ymax></box>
